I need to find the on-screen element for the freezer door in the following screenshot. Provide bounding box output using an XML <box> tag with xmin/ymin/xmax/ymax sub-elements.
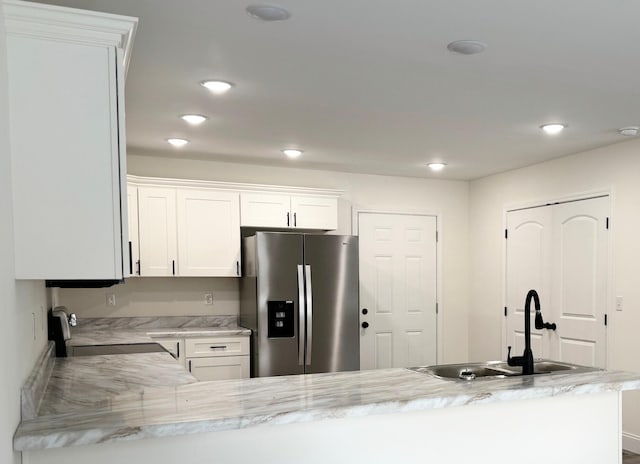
<box><xmin>255</xmin><ymin>232</ymin><xmax>305</xmax><ymax>377</ymax></box>
<box><xmin>304</xmin><ymin>235</ymin><xmax>360</xmax><ymax>373</ymax></box>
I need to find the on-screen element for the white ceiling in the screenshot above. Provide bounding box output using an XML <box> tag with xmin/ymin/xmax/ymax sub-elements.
<box><xmin>31</xmin><ymin>0</ymin><xmax>640</xmax><ymax>180</ymax></box>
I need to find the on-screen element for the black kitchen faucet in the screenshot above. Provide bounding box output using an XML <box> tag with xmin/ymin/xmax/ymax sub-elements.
<box><xmin>507</xmin><ymin>289</ymin><xmax>557</xmax><ymax>375</ymax></box>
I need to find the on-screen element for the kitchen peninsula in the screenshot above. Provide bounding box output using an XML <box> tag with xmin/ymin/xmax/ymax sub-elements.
<box><xmin>15</xmin><ymin>346</ymin><xmax>640</xmax><ymax>464</ymax></box>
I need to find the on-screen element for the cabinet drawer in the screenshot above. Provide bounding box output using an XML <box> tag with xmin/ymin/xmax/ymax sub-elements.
<box><xmin>185</xmin><ymin>337</ymin><xmax>249</xmax><ymax>357</ymax></box>
<box><xmin>187</xmin><ymin>356</ymin><xmax>250</xmax><ymax>381</ymax></box>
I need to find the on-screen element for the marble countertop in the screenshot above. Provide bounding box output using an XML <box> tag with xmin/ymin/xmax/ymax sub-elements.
<box><xmin>14</xmin><ymin>364</ymin><xmax>640</xmax><ymax>451</ymax></box>
<box><xmin>67</xmin><ymin>326</ymin><xmax>251</xmax><ymax>347</ymax></box>
<box><xmin>38</xmin><ymin>352</ymin><xmax>197</xmax><ymax>416</ymax></box>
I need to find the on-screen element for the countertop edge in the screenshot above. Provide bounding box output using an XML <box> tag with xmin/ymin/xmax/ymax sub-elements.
<box><xmin>14</xmin><ymin>370</ymin><xmax>640</xmax><ymax>451</ymax></box>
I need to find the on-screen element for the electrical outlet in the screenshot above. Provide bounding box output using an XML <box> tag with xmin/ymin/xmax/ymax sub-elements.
<box><xmin>106</xmin><ymin>293</ymin><xmax>116</xmax><ymax>307</ymax></box>
<box><xmin>616</xmin><ymin>296</ymin><xmax>623</xmax><ymax>311</ymax></box>
<box><xmin>205</xmin><ymin>293</ymin><xmax>214</xmax><ymax>305</ymax></box>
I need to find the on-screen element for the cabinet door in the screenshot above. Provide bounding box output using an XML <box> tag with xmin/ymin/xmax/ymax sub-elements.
<box><xmin>240</xmin><ymin>192</ymin><xmax>291</xmax><ymax>228</ymax></box>
<box><xmin>8</xmin><ymin>37</ymin><xmax>125</xmax><ymax>279</ymax></box>
<box><xmin>177</xmin><ymin>189</ymin><xmax>240</xmax><ymax>277</ymax></box>
<box><xmin>188</xmin><ymin>356</ymin><xmax>250</xmax><ymax>381</ymax></box>
<box><xmin>138</xmin><ymin>187</ymin><xmax>178</xmax><ymax>276</ymax></box>
<box><xmin>291</xmin><ymin>195</ymin><xmax>338</xmax><ymax>230</ymax></box>
<box><xmin>126</xmin><ymin>185</ymin><xmax>140</xmax><ymax>277</ymax></box>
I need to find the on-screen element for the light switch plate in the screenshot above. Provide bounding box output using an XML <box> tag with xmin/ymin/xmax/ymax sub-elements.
<box><xmin>205</xmin><ymin>293</ymin><xmax>214</xmax><ymax>305</ymax></box>
<box><xmin>106</xmin><ymin>293</ymin><xmax>116</xmax><ymax>307</ymax></box>
<box><xmin>616</xmin><ymin>296</ymin><xmax>623</xmax><ymax>311</ymax></box>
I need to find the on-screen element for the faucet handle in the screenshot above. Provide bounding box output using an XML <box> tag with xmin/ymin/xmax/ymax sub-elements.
<box><xmin>507</xmin><ymin>346</ymin><xmax>512</xmax><ymax>361</ymax></box>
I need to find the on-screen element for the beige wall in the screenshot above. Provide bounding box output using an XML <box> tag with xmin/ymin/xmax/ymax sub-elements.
<box><xmin>0</xmin><ymin>7</ymin><xmax>48</xmax><ymax>464</ymax></box>
<box><xmin>59</xmin><ymin>153</ymin><xmax>470</xmax><ymax>363</ymax></box>
<box><xmin>59</xmin><ymin>278</ymin><xmax>239</xmax><ymax>318</ymax></box>
<box><xmin>468</xmin><ymin>137</ymin><xmax>640</xmax><ymax>450</ymax></box>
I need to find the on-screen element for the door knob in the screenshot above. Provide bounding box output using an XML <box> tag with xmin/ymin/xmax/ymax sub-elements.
<box><xmin>362</xmin><ymin>308</ymin><xmax>368</xmax><ymax>315</ymax></box>
<box><xmin>361</xmin><ymin>321</ymin><xmax>369</xmax><ymax>329</ymax></box>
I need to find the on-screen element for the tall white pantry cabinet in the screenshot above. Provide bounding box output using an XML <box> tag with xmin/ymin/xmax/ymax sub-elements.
<box><xmin>5</xmin><ymin>0</ymin><xmax>137</xmax><ymax>280</ymax></box>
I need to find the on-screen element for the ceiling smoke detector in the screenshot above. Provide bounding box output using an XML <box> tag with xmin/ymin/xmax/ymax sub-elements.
<box><xmin>619</xmin><ymin>126</ymin><xmax>639</xmax><ymax>137</ymax></box>
<box><xmin>447</xmin><ymin>40</ymin><xmax>487</xmax><ymax>55</ymax></box>
<box><xmin>246</xmin><ymin>5</ymin><xmax>291</xmax><ymax>21</ymax></box>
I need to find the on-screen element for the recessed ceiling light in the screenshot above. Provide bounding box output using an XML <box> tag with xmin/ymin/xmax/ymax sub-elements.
<box><xmin>246</xmin><ymin>5</ymin><xmax>291</xmax><ymax>21</ymax></box>
<box><xmin>619</xmin><ymin>126</ymin><xmax>639</xmax><ymax>137</ymax></box>
<box><xmin>447</xmin><ymin>40</ymin><xmax>487</xmax><ymax>55</ymax></box>
<box><xmin>180</xmin><ymin>114</ymin><xmax>208</xmax><ymax>125</ymax></box>
<box><xmin>167</xmin><ymin>138</ymin><xmax>189</xmax><ymax>147</ymax></box>
<box><xmin>282</xmin><ymin>148</ymin><xmax>303</xmax><ymax>158</ymax></box>
<box><xmin>200</xmin><ymin>80</ymin><xmax>233</xmax><ymax>94</ymax></box>
<box><xmin>540</xmin><ymin>123</ymin><xmax>567</xmax><ymax>135</ymax></box>
<box><xmin>428</xmin><ymin>162</ymin><xmax>447</xmax><ymax>171</ymax></box>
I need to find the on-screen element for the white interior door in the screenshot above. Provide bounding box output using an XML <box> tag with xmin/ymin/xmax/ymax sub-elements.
<box><xmin>548</xmin><ymin>197</ymin><xmax>609</xmax><ymax>367</ymax></box>
<box><xmin>505</xmin><ymin>207</ymin><xmax>552</xmax><ymax>360</ymax></box>
<box><xmin>505</xmin><ymin>196</ymin><xmax>609</xmax><ymax>368</ymax></box>
<box><xmin>359</xmin><ymin>213</ymin><xmax>437</xmax><ymax>370</ymax></box>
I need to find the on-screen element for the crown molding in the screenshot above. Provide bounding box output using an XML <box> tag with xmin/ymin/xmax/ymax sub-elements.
<box><xmin>127</xmin><ymin>175</ymin><xmax>344</xmax><ymax>198</ymax></box>
<box><xmin>3</xmin><ymin>0</ymin><xmax>137</xmax><ymax>76</ymax></box>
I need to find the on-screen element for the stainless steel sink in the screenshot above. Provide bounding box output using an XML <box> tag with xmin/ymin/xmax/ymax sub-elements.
<box><xmin>409</xmin><ymin>360</ymin><xmax>601</xmax><ymax>381</ymax></box>
<box><xmin>68</xmin><ymin>343</ymin><xmax>169</xmax><ymax>357</ymax></box>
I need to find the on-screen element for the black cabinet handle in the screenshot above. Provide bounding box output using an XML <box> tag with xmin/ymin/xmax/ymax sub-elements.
<box><xmin>188</xmin><ymin>360</ymin><xmax>192</xmax><ymax>372</ymax></box>
<box><xmin>210</xmin><ymin>345</ymin><xmax>227</xmax><ymax>350</ymax></box>
<box><xmin>128</xmin><ymin>241</ymin><xmax>133</xmax><ymax>275</ymax></box>
<box><xmin>293</xmin><ymin>212</ymin><xmax>297</xmax><ymax>227</ymax></box>
<box><xmin>236</xmin><ymin>261</ymin><xmax>240</xmax><ymax>276</ymax></box>
<box><xmin>172</xmin><ymin>260</ymin><xmax>175</xmax><ymax>275</ymax></box>
<box><xmin>361</xmin><ymin>322</ymin><xmax>369</xmax><ymax>329</ymax></box>
<box><xmin>176</xmin><ymin>342</ymin><xmax>180</xmax><ymax>358</ymax></box>
<box><xmin>287</xmin><ymin>212</ymin><xmax>290</xmax><ymax>227</ymax></box>
<box><xmin>136</xmin><ymin>260</ymin><xmax>141</xmax><ymax>276</ymax></box>
<box><xmin>362</xmin><ymin>308</ymin><xmax>368</xmax><ymax>315</ymax></box>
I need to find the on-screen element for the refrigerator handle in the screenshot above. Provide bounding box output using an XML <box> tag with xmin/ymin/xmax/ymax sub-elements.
<box><xmin>297</xmin><ymin>265</ymin><xmax>305</xmax><ymax>366</ymax></box>
<box><xmin>305</xmin><ymin>264</ymin><xmax>313</xmax><ymax>366</ymax></box>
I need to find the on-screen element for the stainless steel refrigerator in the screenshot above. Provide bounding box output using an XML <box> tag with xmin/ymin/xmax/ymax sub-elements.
<box><xmin>240</xmin><ymin>232</ymin><xmax>359</xmax><ymax>377</ymax></box>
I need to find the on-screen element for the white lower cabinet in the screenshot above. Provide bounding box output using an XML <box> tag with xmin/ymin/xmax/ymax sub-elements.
<box><xmin>187</xmin><ymin>356</ymin><xmax>250</xmax><ymax>381</ymax></box>
<box><xmin>185</xmin><ymin>336</ymin><xmax>250</xmax><ymax>381</ymax></box>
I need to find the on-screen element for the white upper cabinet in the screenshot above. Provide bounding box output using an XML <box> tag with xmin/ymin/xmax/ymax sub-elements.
<box><xmin>290</xmin><ymin>195</ymin><xmax>338</xmax><ymax>230</ymax></box>
<box><xmin>128</xmin><ymin>176</ymin><xmax>342</xmax><ymax>278</ymax></box>
<box><xmin>177</xmin><ymin>189</ymin><xmax>240</xmax><ymax>277</ymax></box>
<box><xmin>241</xmin><ymin>192</ymin><xmax>338</xmax><ymax>230</ymax></box>
<box><xmin>138</xmin><ymin>187</ymin><xmax>178</xmax><ymax>277</ymax></box>
<box><xmin>240</xmin><ymin>193</ymin><xmax>291</xmax><ymax>228</ymax></box>
<box><xmin>6</xmin><ymin>1</ymin><xmax>137</xmax><ymax>280</ymax></box>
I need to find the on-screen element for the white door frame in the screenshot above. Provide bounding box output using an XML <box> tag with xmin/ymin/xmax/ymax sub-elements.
<box><xmin>355</xmin><ymin>209</ymin><xmax>443</xmax><ymax>365</ymax></box>
<box><xmin>501</xmin><ymin>189</ymin><xmax>614</xmax><ymax>368</ymax></box>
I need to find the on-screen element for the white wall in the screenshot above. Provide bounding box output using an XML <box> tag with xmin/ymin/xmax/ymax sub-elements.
<box><xmin>0</xmin><ymin>7</ymin><xmax>48</xmax><ymax>464</ymax></box>
<box><xmin>59</xmin><ymin>153</ymin><xmax>470</xmax><ymax>363</ymax></box>
<box><xmin>468</xmin><ymin>137</ymin><xmax>640</xmax><ymax>450</ymax></box>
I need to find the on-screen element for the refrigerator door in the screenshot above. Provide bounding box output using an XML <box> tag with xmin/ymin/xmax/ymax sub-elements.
<box><xmin>304</xmin><ymin>235</ymin><xmax>360</xmax><ymax>373</ymax></box>
<box><xmin>255</xmin><ymin>232</ymin><xmax>305</xmax><ymax>377</ymax></box>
